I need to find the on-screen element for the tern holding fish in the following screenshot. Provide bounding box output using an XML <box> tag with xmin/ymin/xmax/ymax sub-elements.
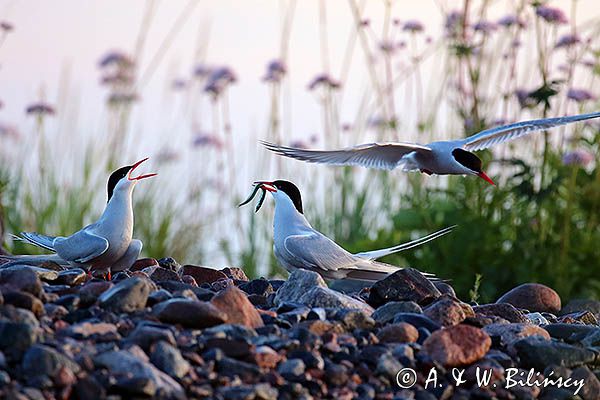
<box><xmin>7</xmin><ymin>158</ymin><xmax>156</xmax><ymax>278</ymax></box>
<box><xmin>262</xmin><ymin>111</ymin><xmax>600</xmax><ymax>185</ymax></box>
<box><xmin>239</xmin><ymin>180</ymin><xmax>454</xmax><ymax>281</ymax></box>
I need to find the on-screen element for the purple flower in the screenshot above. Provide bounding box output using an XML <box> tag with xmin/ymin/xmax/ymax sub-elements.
<box><xmin>567</xmin><ymin>88</ymin><xmax>596</xmax><ymax>103</ymax></box>
<box><xmin>444</xmin><ymin>10</ymin><xmax>463</xmax><ymax>37</ymax></box>
<box><xmin>307</xmin><ymin>73</ymin><xmax>341</xmax><ymax>91</ymax></box>
<box><xmin>497</xmin><ymin>15</ymin><xmax>526</xmax><ymax>28</ymax></box>
<box><xmin>204</xmin><ymin>66</ymin><xmax>237</xmax><ymax>97</ymax></box>
<box><xmin>0</xmin><ymin>21</ymin><xmax>14</xmax><ymax>32</ymax></box>
<box><xmin>193</xmin><ymin>64</ymin><xmax>213</xmax><ymax>78</ymax></box>
<box><xmin>263</xmin><ymin>59</ymin><xmax>287</xmax><ymax>83</ymax></box>
<box><xmin>171</xmin><ymin>78</ymin><xmax>188</xmax><ymax>90</ymax></box>
<box><xmin>473</xmin><ymin>20</ymin><xmax>497</xmax><ymax>34</ymax></box>
<box><xmin>536</xmin><ymin>6</ymin><xmax>568</xmax><ymax>25</ymax></box>
<box><xmin>402</xmin><ymin>20</ymin><xmax>424</xmax><ymax>33</ymax></box>
<box><xmin>563</xmin><ymin>149</ymin><xmax>594</xmax><ymax>167</ymax></box>
<box><xmin>98</xmin><ymin>50</ymin><xmax>134</xmax><ymax>69</ymax></box>
<box><xmin>192</xmin><ymin>133</ymin><xmax>224</xmax><ymax>149</ymax></box>
<box><xmin>555</xmin><ymin>34</ymin><xmax>580</xmax><ymax>48</ymax></box>
<box><xmin>25</xmin><ymin>102</ymin><xmax>55</xmax><ymax>116</ymax></box>
<box><xmin>379</xmin><ymin>41</ymin><xmax>397</xmax><ymax>54</ymax></box>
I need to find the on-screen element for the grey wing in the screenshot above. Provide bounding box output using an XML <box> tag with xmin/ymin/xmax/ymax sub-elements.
<box><xmin>262</xmin><ymin>140</ymin><xmax>432</xmax><ymax>170</ymax></box>
<box><xmin>463</xmin><ymin>111</ymin><xmax>600</xmax><ymax>151</ymax></box>
<box><xmin>282</xmin><ymin>233</ymin><xmax>361</xmax><ymax>272</ymax></box>
<box><xmin>53</xmin><ymin>230</ymin><xmax>109</xmax><ymax>264</ymax></box>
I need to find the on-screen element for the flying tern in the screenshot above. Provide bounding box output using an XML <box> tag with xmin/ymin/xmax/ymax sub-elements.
<box><xmin>262</xmin><ymin>112</ymin><xmax>600</xmax><ymax>185</ymax></box>
<box><xmin>8</xmin><ymin>158</ymin><xmax>156</xmax><ymax>277</ymax></box>
<box><xmin>239</xmin><ymin>180</ymin><xmax>454</xmax><ymax>281</ymax></box>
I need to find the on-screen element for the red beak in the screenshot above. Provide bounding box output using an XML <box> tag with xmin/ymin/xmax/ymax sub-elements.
<box><xmin>128</xmin><ymin>157</ymin><xmax>157</xmax><ymax>181</ymax></box>
<box><xmin>477</xmin><ymin>171</ymin><xmax>496</xmax><ymax>186</ymax></box>
<box><xmin>253</xmin><ymin>181</ymin><xmax>277</xmax><ymax>192</ymax></box>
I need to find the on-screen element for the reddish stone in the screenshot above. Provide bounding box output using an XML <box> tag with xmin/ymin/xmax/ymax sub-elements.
<box><xmin>211</xmin><ymin>286</ymin><xmax>264</xmax><ymax>328</ymax></box>
<box><xmin>182</xmin><ymin>265</ymin><xmax>228</xmax><ymax>285</ymax></box>
<box><xmin>131</xmin><ymin>258</ymin><xmax>159</xmax><ymax>272</ymax></box>
<box><xmin>496</xmin><ymin>283</ymin><xmax>561</xmax><ymax>314</ymax></box>
<box><xmin>423</xmin><ymin>324</ymin><xmax>491</xmax><ymax>367</ymax></box>
<box><xmin>377</xmin><ymin>322</ymin><xmax>419</xmax><ymax>343</ymax></box>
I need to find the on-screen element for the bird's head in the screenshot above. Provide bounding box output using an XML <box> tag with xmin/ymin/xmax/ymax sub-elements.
<box><xmin>107</xmin><ymin>157</ymin><xmax>157</xmax><ymax>202</ymax></box>
<box><xmin>251</xmin><ymin>180</ymin><xmax>304</xmax><ymax>214</ymax></box>
<box><xmin>452</xmin><ymin>148</ymin><xmax>495</xmax><ymax>185</ymax></box>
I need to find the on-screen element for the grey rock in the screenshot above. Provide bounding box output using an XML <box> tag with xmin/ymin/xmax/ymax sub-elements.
<box><xmin>147</xmin><ymin>289</ymin><xmax>173</xmax><ymax>306</ymax></box>
<box><xmin>298</xmin><ymin>286</ymin><xmax>374</xmax><ymax>315</ymax></box>
<box><xmin>0</xmin><ymin>267</ymin><xmax>43</xmax><ymax>297</ymax></box>
<box><xmin>376</xmin><ymin>353</ymin><xmax>403</xmax><ymax>380</ymax></box>
<box><xmin>274</xmin><ymin>269</ymin><xmax>327</xmax><ymax>306</ymax></box>
<box><xmin>513</xmin><ymin>337</ymin><xmax>596</xmax><ymax>370</ymax></box>
<box><xmin>152</xmin><ymin>298</ymin><xmax>227</xmax><ymax>328</ymax></box>
<box><xmin>560</xmin><ymin>299</ymin><xmax>600</xmax><ymax>319</ymax></box>
<box><xmin>372</xmin><ymin>301</ymin><xmax>423</xmax><ymax>324</ymax></box>
<box><xmin>544</xmin><ymin>323</ymin><xmax>598</xmax><ymax>342</ymax></box>
<box><xmin>216</xmin><ymin>356</ymin><xmax>261</xmax><ymax>380</ymax></box>
<box><xmin>277</xmin><ymin>358</ymin><xmax>306</xmax><ymax>377</ymax></box>
<box><xmin>473</xmin><ymin>303</ymin><xmax>528</xmax><ymax>323</ymax></box>
<box><xmin>0</xmin><ymin>320</ymin><xmax>38</xmax><ymax>359</ymax></box>
<box><xmin>570</xmin><ymin>366</ymin><xmax>600</xmax><ymax>400</ymax></box>
<box><xmin>392</xmin><ymin>312</ymin><xmax>441</xmax><ymax>331</ymax></box>
<box><xmin>128</xmin><ymin>323</ymin><xmax>177</xmax><ymax>350</ymax></box>
<box><xmin>0</xmin><ymin>265</ymin><xmax>58</xmax><ymax>282</ymax></box>
<box><xmin>21</xmin><ymin>345</ymin><xmax>81</xmax><ymax>383</ymax></box>
<box><xmin>55</xmin><ymin>268</ymin><xmax>87</xmax><ymax>286</ymax></box>
<box><xmin>94</xmin><ymin>348</ymin><xmax>185</xmax><ymax>399</ymax></box>
<box><xmin>98</xmin><ymin>277</ymin><xmax>152</xmax><ymax>313</ymax></box>
<box><xmin>525</xmin><ymin>312</ymin><xmax>549</xmax><ymax>325</ymax></box>
<box><xmin>368</xmin><ymin>268</ymin><xmax>441</xmax><ymax>307</ymax></box>
<box><xmin>150</xmin><ymin>341</ymin><xmax>191</xmax><ymax>379</ymax></box>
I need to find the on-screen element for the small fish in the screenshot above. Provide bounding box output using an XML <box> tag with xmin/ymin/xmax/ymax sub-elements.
<box><xmin>238</xmin><ymin>184</ymin><xmax>267</xmax><ymax>213</ymax></box>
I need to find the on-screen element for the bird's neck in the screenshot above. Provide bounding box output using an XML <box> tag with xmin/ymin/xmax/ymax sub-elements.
<box><xmin>273</xmin><ymin>197</ymin><xmax>311</xmax><ymax>237</ymax></box>
<box><xmin>99</xmin><ymin>187</ymin><xmax>134</xmax><ymax>230</ymax></box>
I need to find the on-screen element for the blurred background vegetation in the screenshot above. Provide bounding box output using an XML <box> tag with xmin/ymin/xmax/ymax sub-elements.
<box><xmin>1</xmin><ymin>0</ymin><xmax>600</xmax><ymax>303</ymax></box>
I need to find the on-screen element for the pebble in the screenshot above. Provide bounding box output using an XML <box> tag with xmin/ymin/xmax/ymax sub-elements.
<box><xmin>368</xmin><ymin>268</ymin><xmax>441</xmax><ymax>307</ymax></box>
<box><xmin>512</xmin><ymin>336</ymin><xmax>596</xmax><ymax>370</ymax></box>
<box><xmin>273</xmin><ymin>269</ymin><xmax>327</xmax><ymax>305</ymax></box>
<box><xmin>181</xmin><ymin>265</ymin><xmax>227</xmax><ymax>284</ymax></box>
<box><xmin>423</xmin><ymin>295</ymin><xmax>475</xmax><ymax>326</ymax></box>
<box><xmin>422</xmin><ymin>324</ymin><xmax>491</xmax><ymax>367</ymax></box>
<box><xmin>153</xmin><ymin>298</ymin><xmax>227</xmax><ymax>328</ymax></box>
<box><xmin>211</xmin><ymin>286</ymin><xmax>264</xmax><ymax>328</ymax></box>
<box><xmin>377</xmin><ymin>322</ymin><xmax>419</xmax><ymax>343</ymax></box>
<box><xmin>496</xmin><ymin>283</ymin><xmax>561</xmax><ymax>314</ymax></box>
<box><xmin>98</xmin><ymin>277</ymin><xmax>152</xmax><ymax>313</ymax></box>
<box><xmin>371</xmin><ymin>301</ymin><xmax>423</xmax><ymax>324</ymax></box>
<box><xmin>150</xmin><ymin>341</ymin><xmax>191</xmax><ymax>379</ymax></box>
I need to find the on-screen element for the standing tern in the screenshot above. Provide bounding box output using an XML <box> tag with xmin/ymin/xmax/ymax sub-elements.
<box><xmin>239</xmin><ymin>180</ymin><xmax>454</xmax><ymax>281</ymax></box>
<box><xmin>8</xmin><ymin>158</ymin><xmax>156</xmax><ymax>277</ymax></box>
<box><xmin>262</xmin><ymin>111</ymin><xmax>600</xmax><ymax>185</ymax></box>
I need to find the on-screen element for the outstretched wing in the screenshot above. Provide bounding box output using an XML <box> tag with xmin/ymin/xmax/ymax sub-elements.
<box><xmin>53</xmin><ymin>230</ymin><xmax>109</xmax><ymax>264</ymax></box>
<box><xmin>463</xmin><ymin>111</ymin><xmax>600</xmax><ymax>151</ymax></box>
<box><xmin>262</xmin><ymin>140</ymin><xmax>432</xmax><ymax>170</ymax></box>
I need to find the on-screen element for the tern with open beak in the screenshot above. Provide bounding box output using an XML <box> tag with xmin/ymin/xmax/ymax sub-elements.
<box><xmin>8</xmin><ymin>158</ymin><xmax>157</xmax><ymax>278</ymax></box>
<box><xmin>239</xmin><ymin>180</ymin><xmax>454</xmax><ymax>281</ymax></box>
<box><xmin>262</xmin><ymin>112</ymin><xmax>600</xmax><ymax>185</ymax></box>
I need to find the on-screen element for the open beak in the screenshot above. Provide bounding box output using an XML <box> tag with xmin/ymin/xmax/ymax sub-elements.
<box><xmin>477</xmin><ymin>171</ymin><xmax>496</xmax><ymax>186</ymax></box>
<box><xmin>253</xmin><ymin>181</ymin><xmax>277</xmax><ymax>192</ymax></box>
<box><xmin>128</xmin><ymin>157</ymin><xmax>158</xmax><ymax>181</ymax></box>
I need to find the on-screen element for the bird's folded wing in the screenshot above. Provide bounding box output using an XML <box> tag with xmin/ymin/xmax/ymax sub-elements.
<box><xmin>283</xmin><ymin>233</ymin><xmax>361</xmax><ymax>272</ymax></box>
<box><xmin>53</xmin><ymin>230</ymin><xmax>109</xmax><ymax>264</ymax></box>
<box><xmin>262</xmin><ymin>140</ymin><xmax>431</xmax><ymax>170</ymax></box>
<box><xmin>463</xmin><ymin>111</ymin><xmax>600</xmax><ymax>151</ymax></box>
